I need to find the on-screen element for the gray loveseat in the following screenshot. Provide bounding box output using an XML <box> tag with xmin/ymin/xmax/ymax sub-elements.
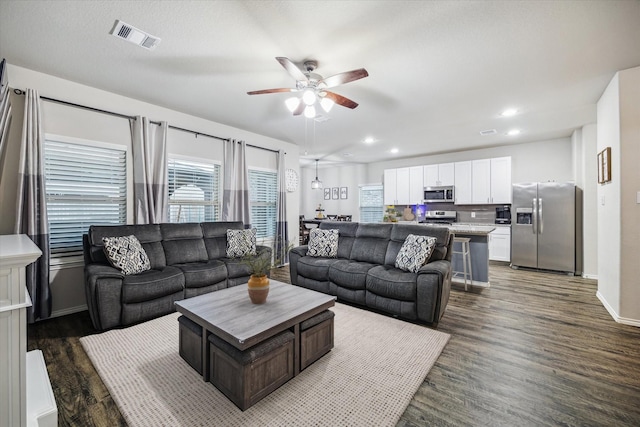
<box><xmin>83</xmin><ymin>221</ymin><xmax>271</xmax><ymax>331</ymax></box>
<box><xmin>289</xmin><ymin>222</ymin><xmax>452</xmax><ymax>326</ymax></box>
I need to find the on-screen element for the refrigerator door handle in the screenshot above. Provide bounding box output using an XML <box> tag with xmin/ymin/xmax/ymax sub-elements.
<box><xmin>539</xmin><ymin>198</ymin><xmax>543</xmax><ymax>234</ymax></box>
<box><xmin>532</xmin><ymin>198</ymin><xmax>537</xmax><ymax>234</ymax></box>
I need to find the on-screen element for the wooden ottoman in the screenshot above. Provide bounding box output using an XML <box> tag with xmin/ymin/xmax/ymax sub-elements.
<box><xmin>300</xmin><ymin>309</ymin><xmax>335</xmax><ymax>371</ymax></box>
<box><xmin>178</xmin><ymin>315</ymin><xmax>203</xmax><ymax>375</ymax></box>
<box><xmin>208</xmin><ymin>330</ymin><xmax>295</xmax><ymax>411</ymax></box>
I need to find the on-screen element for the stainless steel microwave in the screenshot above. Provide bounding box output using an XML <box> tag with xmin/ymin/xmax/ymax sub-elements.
<box><xmin>423</xmin><ymin>186</ymin><xmax>455</xmax><ymax>203</ymax></box>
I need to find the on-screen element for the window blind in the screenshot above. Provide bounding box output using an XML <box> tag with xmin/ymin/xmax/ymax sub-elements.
<box><xmin>44</xmin><ymin>140</ymin><xmax>127</xmax><ymax>257</ymax></box>
<box><xmin>249</xmin><ymin>169</ymin><xmax>277</xmax><ymax>239</ymax></box>
<box><xmin>168</xmin><ymin>158</ymin><xmax>220</xmax><ymax>223</ymax></box>
<box><xmin>359</xmin><ymin>185</ymin><xmax>384</xmax><ymax>223</ymax></box>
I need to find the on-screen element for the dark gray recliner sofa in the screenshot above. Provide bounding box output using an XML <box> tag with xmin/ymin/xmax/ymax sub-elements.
<box><xmin>289</xmin><ymin>222</ymin><xmax>453</xmax><ymax>326</ymax></box>
<box><xmin>83</xmin><ymin>221</ymin><xmax>271</xmax><ymax>331</ymax></box>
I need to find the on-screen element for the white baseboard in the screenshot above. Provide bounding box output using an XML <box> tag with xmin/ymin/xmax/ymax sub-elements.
<box><xmin>582</xmin><ymin>273</ymin><xmax>598</xmax><ymax>280</ymax></box>
<box><xmin>596</xmin><ymin>291</ymin><xmax>640</xmax><ymax>327</ymax></box>
<box><xmin>51</xmin><ymin>304</ymin><xmax>87</xmax><ymax>319</ymax></box>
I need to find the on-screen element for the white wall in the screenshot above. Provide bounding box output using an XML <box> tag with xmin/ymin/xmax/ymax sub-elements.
<box><xmin>0</xmin><ymin>64</ymin><xmax>300</xmax><ymax>317</ymax></box>
<box><xmin>596</xmin><ymin>66</ymin><xmax>640</xmax><ymax>326</ymax></box>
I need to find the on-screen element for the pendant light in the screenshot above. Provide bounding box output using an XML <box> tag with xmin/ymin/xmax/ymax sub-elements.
<box><xmin>311</xmin><ymin>159</ymin><xmax>322</xmax><ymax>189</ymax></box>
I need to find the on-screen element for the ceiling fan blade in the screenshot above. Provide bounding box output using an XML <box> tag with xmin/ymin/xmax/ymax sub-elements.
<box><xmin>276</xmin><ymin>57</ymin><xmax>308</xmax><ymax>82</ymax></box>
<box><xmin>247</xmin><ymin>88</ymin><xmax>296</xmax><ymax>95</ymax></box>
<box><xmin>318</xmin><ymin>68</ymin><xmax>368</xmax><ymax>89</ymax></box>
<box><xmin>292</xmin><ymin>101</ymin><xmax>305</xmax><ymax>116</ymax></box>
<box><xmin>323</xmin><ymin>91</ymin><xmax>359</xmax><ymax>109</ymax></box>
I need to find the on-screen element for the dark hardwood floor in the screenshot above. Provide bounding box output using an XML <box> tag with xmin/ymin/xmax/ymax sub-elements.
<box><xmin>28</xmin><ymin>264</ymin><xmax>640</xmax><ymax>426</ymax></box>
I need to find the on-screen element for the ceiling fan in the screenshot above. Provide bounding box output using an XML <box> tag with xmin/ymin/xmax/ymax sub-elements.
<box><xmin>247</xmin><ymin>57</ymin><xmax>368</xmax><ymax>117</ymax></box>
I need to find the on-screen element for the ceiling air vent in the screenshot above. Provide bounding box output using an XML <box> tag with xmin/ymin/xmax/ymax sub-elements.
<box><xmin>479</xmin><ymin>129</ymin><xmax>497</xmax><ymax>136</ymax></box>
<box><xmin>110</xmin><ymin>20</ymin><xmax>161</xmax><ymax>50</ymax></box>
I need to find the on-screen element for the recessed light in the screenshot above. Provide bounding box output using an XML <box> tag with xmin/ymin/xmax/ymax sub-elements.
<box><xmin>507</xmin><ymin>129</ymin><xmax>521</xmax><ymax>136</ymax></box>
<box><xmin>390</xmin><ymin>148</ymin><xmax>399</xmax><ymax>154</ymax></box>
<box><xmin>364</xmin><ymin>137</ymin><xmax>374</xmax><ymax>144</ymax></box>
<box><xmin>501</xmin><ymin>108</ymin><xmax>518</xmax><ymax>117</ymax></box>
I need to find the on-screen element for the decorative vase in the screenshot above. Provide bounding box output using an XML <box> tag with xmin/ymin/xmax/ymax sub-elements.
<box><xmin>247</xmin><ymin>274</ymin><xmax>270</xmax><ymax>304</ymax></box>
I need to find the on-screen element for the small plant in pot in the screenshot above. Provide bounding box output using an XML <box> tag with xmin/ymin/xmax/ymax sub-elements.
<box><xmin>242</xmin><ymin>242</ymin><xmax>292</xmax><ymax>304</ymax></box>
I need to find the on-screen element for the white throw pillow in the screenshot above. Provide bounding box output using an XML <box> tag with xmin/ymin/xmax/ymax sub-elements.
<box><xmin>226</xmin><ymin>228</ymin><xmax>257</xmax><ymax>258</ymax></box>
<box><xmin>395</xmin><ymin>234</ymin><xmax>437</xmax><ymax>273</ymax></box>
<box><xmin>307</xmin><ymin>228</ymin><xmax>339</xmax><ymax>258</ymax></box>
<box><xmin>102</xmin><ymin>235</ymin><xmax>151</xmax><ymax>275</ymax></box>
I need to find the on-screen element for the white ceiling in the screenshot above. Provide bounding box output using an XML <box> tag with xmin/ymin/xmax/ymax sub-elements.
<box><xmin>1</xmin><ymin>1</ymin><xmax>639</xmax><ymax>167</ymax></box>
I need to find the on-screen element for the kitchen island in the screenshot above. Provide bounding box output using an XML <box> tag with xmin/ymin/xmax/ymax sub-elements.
<box><xmin>448</xmin><ymin>224</ymin><xmax>496</xmax><ymax>289</ymax></box>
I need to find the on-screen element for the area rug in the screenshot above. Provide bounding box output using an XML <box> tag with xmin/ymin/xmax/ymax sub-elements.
<box><xmin>80</xmin><ymin>303</ymin><xmax>450</xmax><ymax>427</ymax></box>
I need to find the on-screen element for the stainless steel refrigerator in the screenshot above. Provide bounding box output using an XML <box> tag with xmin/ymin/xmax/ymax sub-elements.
<box><xmin>511</xmin><ymin>182</ymin><xmax>580</xmax><ymax>274</ymax></box>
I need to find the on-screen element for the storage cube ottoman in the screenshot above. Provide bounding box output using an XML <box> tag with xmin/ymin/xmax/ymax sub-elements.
<box><xmin>178</xmin><ymin>315</ymin><xmax>203</xmax><ymax>374</ymax></box>
<box><xmin>208</xmin><ymin>330</ymin><xmax>295</xmax><ymax>411</ymax></box>
<box><xmin>300</xmin><ymin>309</ymin><xmax>335</xmax><ymax>370</ymax></box>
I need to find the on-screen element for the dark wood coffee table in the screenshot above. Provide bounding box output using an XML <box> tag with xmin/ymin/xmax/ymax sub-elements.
<box><xmin>175</xmin><ymin>280</ymin><xmax>335</xmax><ymax>409</ymax></box>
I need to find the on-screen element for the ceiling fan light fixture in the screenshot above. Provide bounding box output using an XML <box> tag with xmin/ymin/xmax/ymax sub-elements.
<box><xmin>285</xmin><ymin>97</ymin><xmax>300</xmax><ymax>112</ymax></box>
<box><xmin>304</xmin><ymin>105</ymin><xmax>316</xmax><ymax>119</ymax></box>
<box><xmin>320</xmin><ymin>97</ymin><xmax>334</xmax><ymax>112</ymax></box>
<box><xmin>302</xmin><ymin>89</ymin><xmax>316</xmax><ymax>106</ymax></box>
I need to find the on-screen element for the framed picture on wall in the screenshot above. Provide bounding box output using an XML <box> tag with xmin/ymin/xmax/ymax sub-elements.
<box><xmin>597</xmin><ymin>151</ymin><xmax>603</xmax><ymax>183</ymax></box>
<box><xmin>324</xmin><ymin>188</ymin><xmax>331</xmax><ymax>200</ymax></box>
<box><xmin>598</xmin><ymin>147</ymin><xmax>611</xmax><ymax>184</ymax></box>
<box><xmin>340</xmin><ymin>187</ymin><xmax>348</xmax><ymax>199</ymax></box>
<box><xmin>332</xmin><ymin>187</ymin><xmax>339</xmax><ymax>199</ymax></box>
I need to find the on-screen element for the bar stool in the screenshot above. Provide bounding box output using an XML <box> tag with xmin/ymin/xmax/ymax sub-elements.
<box><xmin>452</xmin><ymin>236</ymin><xmax>473</xmax><ymax>291</ymax></box>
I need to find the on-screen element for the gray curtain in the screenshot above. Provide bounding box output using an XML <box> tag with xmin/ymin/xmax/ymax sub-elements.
<box><xmin>131</xmin><ymin>116</ymin><xmax>168</xmax><ymax>224</ymax></box>
<box><xmin>0</xmin><ymin>58</ymin><xmax>11</xmax><ymax>169</ymax></box>
<box><xmin>275</xmin><ymin>150</ymin><xmax>289</xmax><ymax>265</ymax></box>
<box><xmin>14</xmin><ymin>89</ymin><xmax>51</xmax><ymax>323</ymax></box>
<box><xmin>221</xmin><ymin>139</ymin><xmax>251</xmax><ymax>226</ymax></box>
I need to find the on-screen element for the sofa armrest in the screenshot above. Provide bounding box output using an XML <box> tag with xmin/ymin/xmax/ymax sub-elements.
<box><xmin>85</xmin><ymin>263</ymin><xmax>124</xmax><ymax>331</ymax></box>
<box><xmin>416</xmin><ymin>259</ymin><xmax>452</xmax><ymax>324</ymax></box>
<box><xmin>288</xmin><ymin>245</ymin><xmax>308</xmax><ymax>285</ymax></box>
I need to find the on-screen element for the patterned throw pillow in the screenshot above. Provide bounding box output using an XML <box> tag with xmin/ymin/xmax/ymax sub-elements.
<box><xmin>226</xmin><ymin>228</ymin><xmax>257</xmax><ymax>258</ymax></box>
<box><xmin>395</xmin><ymin>234</ymin><xmax>437</xmax><ymax>273</ymax></box>
<box><xmin>102</xmin><ymin>235</ymin><xmax>151</xmax><ymax>275</ymax></box>
<box><xmin>307</xmin><ymin>228</ymin><xmax>339</xmax><ymax>258</ymax></box>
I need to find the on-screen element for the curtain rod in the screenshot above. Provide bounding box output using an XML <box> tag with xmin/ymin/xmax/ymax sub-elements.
<box><xmin>12</xmin><ymin>88</ymin><xmax>286</xmax><ymax>153</ymax></box>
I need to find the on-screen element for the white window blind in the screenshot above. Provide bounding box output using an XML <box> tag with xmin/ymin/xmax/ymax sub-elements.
<box><xmin>359</xmin><ymin>184</ymin><xmax>384</xmax><ymax>223</ymax></box>
<box><xmin>168</xmin><ymin>158</ymin><xmax>220</xmax><ymax>223</ymax></box>
<box><xmin>44</xmin><ymin>140</ymin><xmax>127</xmax><ymax>257</ymax></box>
<box><xmin>249</xmin><ymin>169</ymin><xmax>277</xmax><ymax>239</ymax></box>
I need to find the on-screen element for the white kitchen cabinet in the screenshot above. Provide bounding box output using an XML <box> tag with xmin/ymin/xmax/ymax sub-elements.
<box><xmin>395</xmin><ymin>167</ymin><xmax>411</xmax><ymax>204</ymax></box>
<box><xmin>454</xmin><ymin>161</ymin><xmax>472</xmax><ymax>205</ymax></box>
<box><xmin>408</xmin><ymin>166</ymin><xmax>424</xmax><ymax>205</ymax></box>
<box><xmin>383</xmin><ymin>169</ymin><xmax>398</xmax><ymax>205</ymax></box>
<box><xmin>489</xmin><ymin>226</ymin><xmax>511</xmax><ymax>262</ymax></box>
<box><xmin>490</xmin><ymin>157</ymin><xmax>512</xmax><ymax>204</ymax></box>
<box><xmin>423</xmin><ymin>163</ymin><xmax>454</xmax><ymax>187</ymax></box>
<box><xmin>472</xmin><ymin>159</ymin><xmax>491</xmax><ymax>204</ymax></box>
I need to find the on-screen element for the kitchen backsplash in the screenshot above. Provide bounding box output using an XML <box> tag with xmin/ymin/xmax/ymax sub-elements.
<box><xmin>393</xmin><ymin>203</ymin><xmax>509</xmax><ymax>224</ymax></box>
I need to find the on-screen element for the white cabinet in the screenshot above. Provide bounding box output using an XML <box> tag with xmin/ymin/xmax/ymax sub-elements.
<box><xmin>384</xmin><ymin>167</ymin><xmax>423</xmax><ymax>205</ymax></box>
<box><xmin>490</xmin><ymin>157</ymin><xmax>512</xmax><ymax>204</ymax></box>
<box><xmin>423</xmin><ymin>163</ymin><xmax>454</xmax><ymax>187</ymax></box>
<box><xmin>454</xmin><ymin>161</ymin><xmax>472</xmax><ymax>205</ymax></box>
<box><xmin>489</xmin><ymin>226</ymin><xmax>511</xmax><ymax>262</ymax></box>
<box><xmin>472</xmin><ymin>159</ymin><xmax>492</xmax><ymax>204</ymax></box>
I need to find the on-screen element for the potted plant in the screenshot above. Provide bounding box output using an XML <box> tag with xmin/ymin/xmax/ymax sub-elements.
<box><xmin>243</xmin><ymin>241</ymin><xmax>292</xmax><ymax>304</ymax></box>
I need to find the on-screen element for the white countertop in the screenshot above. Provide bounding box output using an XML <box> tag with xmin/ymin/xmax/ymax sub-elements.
<box><xmin>448</xmin><ymin>224</ymin><xmax>496</xmax><ymax>235</ymax></box>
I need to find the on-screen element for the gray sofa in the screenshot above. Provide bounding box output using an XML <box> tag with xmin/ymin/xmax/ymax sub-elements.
<box><xmin>83</xmin><ymin>221</ymin><xmax>271</xmax><ymax>331</ymax></box>
<box><xmin>289</xmin><ymin>222</ymin><xmax>453</xmax><ymax>326</ymax></box>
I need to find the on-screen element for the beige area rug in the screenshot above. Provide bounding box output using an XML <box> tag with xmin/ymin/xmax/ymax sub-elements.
<box><xmin>80</xmin><ymin>303</ymin><xmax>450</xmax><ymax>427</ymax></box>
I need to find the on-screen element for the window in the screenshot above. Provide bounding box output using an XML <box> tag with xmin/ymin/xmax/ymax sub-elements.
<box><xmin>44</xmin><ymin>139</ymin><xmax>127</xmax><ymax>258</ymax></box>
<box><xmin>249</xmin><ymin>169</ymin><xmax>277</xmax><ymax>239</ymax></box>
<box><xmin>168</xmin><ymin>158</ymin><xmax>220</xmax><ymax>223</ymax></box>
<box><xmin>359</xmin><ymin>185</ymin><xmax>384</xmax><ymax>223</ymax></box>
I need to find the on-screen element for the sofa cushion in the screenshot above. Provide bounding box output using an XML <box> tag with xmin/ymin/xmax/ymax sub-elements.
<box><xmin>319</xmin><ymin>221</ymin><xmax>359</xmax><ymax>258</ymax></box>
<box><xmin>328</xmin><ymin>260</ymin><xmax>376</xmax><ymax>290</ymax></box>
<box><xmin>366</xmin><ymin>265</ymin><xmax>418</xmax><ymax>301</ymax></box>
<box><xmin>350</xmin><ymin>223</ymin><xmax>393</xmax><ymax>264</ymax></box>
<box><xmin>172</xmin><ymin>260</ymin><xmax>227</xmax><ymax>288</ymax></box>
<box><xmin>395</xmin><ymin>234</ymin><xmax>437</xmax><ymax>273</ymax></box>
<box><xmin>102</xmin><ymin>235</ymin><xmax>151</xmax><ymax>275</ymax></box>
<box><xmin>386</xmin><ymin>224</ymin><xmax>451</xmax><ymax>265</ymax></box>
<box><xmin>226</xmin><ymin>228</ymin><xmax>257</xmax><ymax>258</ymax></box>
<box><xmin>296</xmin><ymin>256</ymin><xmax>342</xmax><ymax>279</ymax></box>
<box><xmin>307</xmin><ymin>228</ymin><xmax>339</xmax><ymax>257</ymax></box>
<box><xmin>202</xmin><ymin>221</ymin><xmax>244</xmax><ymax>259</ymax></box>
<box><xmin>88</xmin><ymin>224</ymin><xmax>165</xmax><ymax>268</ymax></box>
<box><xmin>121</xmin><ymin>266</ymin><xmax>185</xmax><ymax>303</ymax></box>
